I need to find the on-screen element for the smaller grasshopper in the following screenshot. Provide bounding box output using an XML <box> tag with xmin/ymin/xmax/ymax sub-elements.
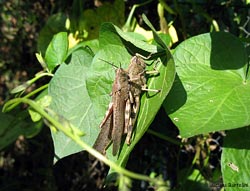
<box><xmin>125</xmin><ymin>54</ymin><xmax>160</xmax><ymax>144</ymax></box>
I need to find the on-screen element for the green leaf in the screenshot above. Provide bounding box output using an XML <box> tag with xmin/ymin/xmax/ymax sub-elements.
<box><xmin>99</xmin><ymin>22</ymin><xmax>159</xmax><ymax>54</ymax></box>
<box><xmin>10</xmin><ymin>82</ymin><xmax>29</xmax><ymax>94</ymax></box>
<box><xmin>48</xmin><ymin>48</ymin><xmax>95</xmax><ymax>158</ymax></box>
<box><xmin>164</xmin><ymin>32</ymin><xmax>249</xmax><ymax>138</ymax></box>
<box><xmin>67</xmin><ymin>39</ymin><xmax>99</xmax><ymax>57</ymax></box>
<box><xmin>45</xmin><ymin>32</ymin><xmax>68</xmax><ymax>71</ymax></box>
<box><xmin>112</xmin><ymin>24</ymin><xmax>160</xmax><ymax>54</ymax></box>
<box><xmin>221</xmin><ymin>127</ymin><xmax>250</xmax><ymax>190</ymax></box>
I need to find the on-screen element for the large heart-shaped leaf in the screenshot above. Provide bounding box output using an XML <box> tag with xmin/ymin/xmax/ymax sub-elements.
<box><xmin>48</xmin><ymin>47</ymin><xmax>96</xmax><ymax>158</ymax></box>
<box><xmin>164</xmin><ymin>32</ymin><xmax>249</xmax><ymax>138</ymax></box>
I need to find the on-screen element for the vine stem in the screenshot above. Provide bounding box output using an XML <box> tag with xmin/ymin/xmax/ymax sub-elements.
<box><xmin>3</xmin><ymin>97</ymin><xmax>166</xmax><ymax>186</ymax></box>
<box><xmin>3</xmin><ymin>84</ymin><xmax>48</xmax><ymax>112</ymax></box>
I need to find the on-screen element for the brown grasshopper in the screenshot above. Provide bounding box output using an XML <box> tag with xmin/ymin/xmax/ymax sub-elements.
<box><xmin>111</xmin><ymin>68</ymin><xmax>130</xmax><ymax>155</ymax></box>
<box><xmin>93</xmin><ymin>66</ymin><xmax>130</xmax><ymax>156</ymax></box>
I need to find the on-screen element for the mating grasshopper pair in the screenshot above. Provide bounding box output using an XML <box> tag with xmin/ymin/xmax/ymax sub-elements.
<box><xmin>93</xmin><ymin>54</ymin><xmax>160</xmax><ymax>156</ymax></box>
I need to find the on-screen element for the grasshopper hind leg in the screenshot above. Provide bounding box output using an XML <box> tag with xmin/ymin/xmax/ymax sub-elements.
<box><xmin>124</xmin><ymin>99</ymin><xmax>131</xmax><ymax>134</ymax></box>
<box><xmin>125</xmin><ymin>96</ymin><xmax>140</xmax><ymax>145</ymax></box>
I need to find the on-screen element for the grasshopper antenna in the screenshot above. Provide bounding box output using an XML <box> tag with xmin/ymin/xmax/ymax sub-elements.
<box><xmin>99</xmin><ymin>58</ymin><xmax>119</xmax><ymax>69</ymax></box>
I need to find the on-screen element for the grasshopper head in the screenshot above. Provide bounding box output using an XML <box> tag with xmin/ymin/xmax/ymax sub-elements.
<box><xmin>128</xmin><ymin>56</ymin><xmax>146</xmax><ymax>73</ymax></box>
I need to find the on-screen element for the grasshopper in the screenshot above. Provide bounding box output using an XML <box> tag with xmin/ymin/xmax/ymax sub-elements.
<box><xmin>111</xmin><ymin>68</ymin><xmax>130</xmax><ymax>155</ymax></box>
<box><xmin>125</xmin><ymin>54</ymin><xmax>160</xmax><ymax>144</ymax></box>
<box><xmin>93</xmin><ymin>66</ymin><xmax>130</xmax><ymax>156</ymax></box>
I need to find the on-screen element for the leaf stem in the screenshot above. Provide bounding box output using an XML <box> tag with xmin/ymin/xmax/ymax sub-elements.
<box><xmin>25</xmin><ymin>72</ymin><xmax>52</xmax><ymax>91</ymax></box>
<box><xmin>24</xmin><ymin>84</ymin><xmax>49</xmax><ymax>99</ymax></box>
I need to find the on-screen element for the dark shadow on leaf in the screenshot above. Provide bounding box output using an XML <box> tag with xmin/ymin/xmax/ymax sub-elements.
<box><xmin>210</xmin><ymin>32</ymin><xmax>246</xmax><ymax>70</ymax></box>
<box><xmin>164</xmin><ymin>73</ymin><xmax>187</xmax><ymax>114</ymax></box>
<box><xmin>158</xmin><ymin>48</ymin><xmax>172</xmax><ymax>66</ymax></box>
<box><xmin>223</xmin><ymin>126</ymin><xmax>250</xmax><ymax>149</ymax></box>
<box><xmin>121</xmin><ymin>39</ymin><xmax>154</xmax><ymax>58</ymax></box>
<box><xmin>117</xmin><ymin>36</ymin><xmax>166</xmax><ymax>60</ymax></box>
